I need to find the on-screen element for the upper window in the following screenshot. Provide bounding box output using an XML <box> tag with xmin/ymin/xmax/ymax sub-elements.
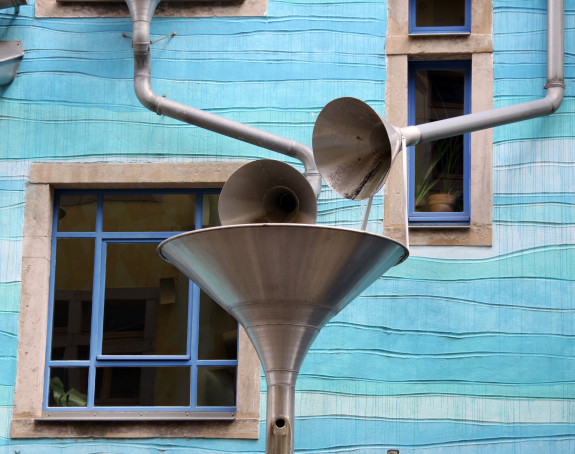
<box><xmin>45</xmin><ymin>189</ymin><xmax>239</xmax><ymax>416</ymax></box>
<box><xmin>409</xmin><ymin>0</ymin><xmax>471</xmax><ymax>35</ymax></box>
<box><xmin>408</xmin><ymin>60</ymin><xmax>471</xmax><ymax>225</ymax></box>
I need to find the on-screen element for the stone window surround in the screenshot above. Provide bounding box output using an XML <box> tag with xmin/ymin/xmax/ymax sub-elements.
<box><xmin>385</xmin><ymin>0</ymin><xmax>493</xmax><ymax>246</ymax></box>
<box><xmin>11</xmin><ymin>162</ymin><xmax>261</xmax><ymax>439</ymax></box>
<box><xmin>36</xmin><ymin>0</ymin><xmax>267</xmax><ymax>19</ymax></box>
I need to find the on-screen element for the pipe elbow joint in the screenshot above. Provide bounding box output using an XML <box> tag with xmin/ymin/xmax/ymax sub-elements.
<box><xmin>303</xmin><ymin>171</ymin><xmax>322</xmax><ymax>199</ymax></box>
<box><xmin>286</xmin><ymin>141</ymin><xmax>322</xmax><ymax>197</ymax></box>
<box><xmin>399</xmin><ymin>126</ymin><xmax>422</xmax><ymax>147</ymax></box>
<box><xmin>134</xmin><ymin>76</ymin><xmax>161</xmax><ymax>114</ymax></box>
<box><xmin>546</xmin><ymin>86</ymin><xmax>565</xmax><ymax>114</ymax></box>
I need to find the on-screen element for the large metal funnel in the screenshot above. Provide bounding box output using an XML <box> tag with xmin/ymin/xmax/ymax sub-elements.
<box><xmin>158</xmin><ymin>224</ymin><xmax>408</xmax><ymax>453</ymax></box>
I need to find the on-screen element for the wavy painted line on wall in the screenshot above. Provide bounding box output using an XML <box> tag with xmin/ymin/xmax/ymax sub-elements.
<box><xmin>0</xmin><ymin>241</ymin><xmax>22</xmax><ymax>284</ymax></box>
<box><xmin>290</xmin><ymin>392</ymin><xmax>575</xmax><ymax>425</ymax></box>
<box><xmin>364</xmin><ymin>276</ymin><xmax>575</xmax><ymax>308</ymax></box>
<box><xmin>295</xmin><ymin>375</ymin><xmax>575</xmax><ymax>399</ymax></box>
<box><xmin>314</xmin><ymin>322</ymin><xmax>575</xmax><ymax>357</ymax></box>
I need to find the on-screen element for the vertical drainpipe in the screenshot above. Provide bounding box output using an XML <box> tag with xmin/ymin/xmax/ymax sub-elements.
<box><xmin>125</xmin><ymin>0</ymin><xmax>322</xmax><ymax>197</ymax></box>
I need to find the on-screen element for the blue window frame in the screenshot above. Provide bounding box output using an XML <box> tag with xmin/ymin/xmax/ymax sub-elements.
<box><xmin>44</xmin><ymin>189</ymin><xmax>239</xmax><ymax>416</ymax></box>
<box><xmin>409</xmin><ymin>0</ymin><xmax>471</xmax><ymax>35</ymax></box>
<box><xmin>408</xmin><ymin>60</ymin><xmax>471</xmax><ymax>225</ymax></box>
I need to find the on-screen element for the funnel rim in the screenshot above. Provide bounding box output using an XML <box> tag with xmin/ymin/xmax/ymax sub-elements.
<box><xmin>158</xmin><ymin>223</ymin><xmax>409</xmax><ymax>264</ymax></box>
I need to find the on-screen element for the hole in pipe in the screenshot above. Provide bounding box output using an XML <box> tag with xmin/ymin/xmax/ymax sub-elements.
<box><xmin>263</xmin><ymin>187</ymin><xmax>299</xmax><ymax>223</ymax></box>
<box><xmin>279</xmin><ymin>192</ymin><xmax>297</xmax><ymax>213</ymax></box>
<box><xmin>275</xmin><ymin>418</ymin><xmax>286</xmax><ymax>428</ymax></box>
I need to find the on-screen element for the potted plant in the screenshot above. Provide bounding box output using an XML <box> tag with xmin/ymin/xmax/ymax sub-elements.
<box><xmin>414</xmin><ymin>135</ymin><xmax>462</xmax><ymax>212</ymax></box>
<box><xmin>413</xmin><ymin>152</ymin><xmax>439</xmax><ymax>211</ymax></box>
<box><xmin>426</xmin><ymin>135</ymin><xmax>463</xmax><ymax>212</ymax></box>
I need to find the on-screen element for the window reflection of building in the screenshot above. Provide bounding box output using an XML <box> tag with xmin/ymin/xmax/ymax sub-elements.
<box><xmin>409</xmin><ymin>0</ymin><xmax>470</xmax><ymax>34</ymax></box>
<box><xmin>13</xmin><ymin>162</ymin><xmax>260</xmax><ymax>439</ymax></box>
<box><xmin>409</xmin><ymin>61</ymin><xmax>470</xmax><ymax>223</ymax></box>
<box><xmin>46</xmin><ymin>189</ymin><xmax>238</xmax><ymax>412</ymax></box>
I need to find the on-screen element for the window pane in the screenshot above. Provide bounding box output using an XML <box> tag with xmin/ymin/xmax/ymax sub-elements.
<box><xmin>415</xmin><ymin>0</ymin><xmax>465</xmax><ymax>27</ymax></box>
<box><xmin>51</xmin><ymin>300</ymin><xmax>92</xmax><ymax>361</ymax></box>
<box><xmin>102</xmin><ymin>242</ymin><xmax>189</xmax><ymax>355</ymax></box>
<box><xmin>413</xmin><ymin>69</ymin><xmax>465</xmax><ymax>213</ymax></box>
<box><xmin>52</xmin><ymin>238</ymin><xmax>94</xmax><ymax>360</ymax></box>
<box><xmin>94</xmin><ymin>367</ymin><xmax>190</xmax><ymax>407</ymax></box>
<box><xmin>197</xmin><ymin>367</ymin><xmax>237</xmax><ymax>407</ymax></box>
<box><xmin>102</xmin><ymin>193</ymin><xmax>196</xmax><ymax>232</ymax></box>
<box><xmin>48</xmin><ymin>367</ymin><xmax>89</xmax><ymax>407</ymax></box>
<box><xmin>57</xmin><ymin>194</ymin><xmax>97</xmax><ymax>232</ymax></box>
<box><xmin>198</xmin><ymin>290</ymin><xmax>238</xmax><ymax>360</ymax></box>
<box><xmin>203</xmin><ymin>194</ymin><xmax>221</xmax><ymax>228</ymax></box>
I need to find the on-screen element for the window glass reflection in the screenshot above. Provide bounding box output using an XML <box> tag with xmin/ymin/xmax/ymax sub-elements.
<box><xmin>197</xmin><ymin>367</ymin><xmax>237</xmax><ymax>407</ymax></box>
<box><xmin>103</xmin><ymin>193</ymin><xmax>196</xmax><ymax>232</ymax></box>
<box><xmin>413</xmin><ymin>69</ymin><xmax>465</xmax><ymax>213</ymax></box>
<box><xmin>94</xmin><ymin>367</ymin><xmax>190</xmax><ymax>407</ymax></box>
<box><xmin>52</xmin><ymin>238</ymin><xmax>94</xmax><ymax>360</ymax></box>
<box><xmin>102</xmin><ymin>242</ymin><xmax>189</xmax><ymax>355</ymax></box>
<box><xmin>415</xmin><ymin>0</ymin><xmax>465</xmax><ymax>27</ymax></box>
<box><xmin>48</xmin><ymin>367</ymin><xmax>89</xmax><ymax>407</ymax></box>
<box><xmin>203</xmin><ymin>194</ymin><xmax>221</xmax><ymax>228</ymax></box>
<box><xmin>57</xmin><ymin>194</ymin><xmax>97</xmax><ymax>232</ymax></box>
<box><xmin>198</xmin><ymin>290</ymin><xmax>238</xmax><ymax>360</ymax></box>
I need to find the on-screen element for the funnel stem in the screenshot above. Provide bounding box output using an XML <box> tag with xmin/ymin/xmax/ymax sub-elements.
<box><xmin>266</xmin><ymin>382</ymin><xmax>295</xmax><ymax>454</ymax></box>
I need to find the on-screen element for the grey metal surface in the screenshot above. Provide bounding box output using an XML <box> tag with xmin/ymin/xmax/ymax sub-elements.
<box><xmin>0</xmin><ymin>41</ymin><xmax>24</xmax><ymax>86</ymax></box>
<box><xmin>400</xmin><ymin>0</ymin><xmax>564</xmax><ymax>146</ymax></box>
<box><xmin>219</xmin><ymin>159</ymin><xmax>318</xmax><ymax>225</ymax></box>
<box><xmin>312</xmin><ymin>97</ymin><xmax>401</xmax><ymax>200</ymax></box>
<box><xmin>158</xmin><ymin>224</ymin><xmax>408</xmax><ymax>454</ymax></box>
<box><xmin>124</xmin><ymin>0</ymin><xmax>322</xmax><ymax>197</ymax></box>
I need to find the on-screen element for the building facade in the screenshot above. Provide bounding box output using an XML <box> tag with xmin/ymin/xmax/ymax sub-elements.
<box><xmin>1</xmin><ymin>0</ymin><xmax>574</xmax><ymax>452</ymax></box>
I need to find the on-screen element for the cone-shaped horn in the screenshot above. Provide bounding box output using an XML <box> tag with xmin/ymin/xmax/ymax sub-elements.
<box><xmin>312</xmin><ymin>97</ymin><xmax>402</xmax><ymax>200</ymax></box>
<box><xmin>219</xmin><ymin>159</ymin><xmax>317</xmax><ymax>226</ymax></box>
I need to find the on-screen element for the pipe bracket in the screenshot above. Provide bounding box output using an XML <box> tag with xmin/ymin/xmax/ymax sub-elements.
<box><xmin>544</xmin><ymin>81</ymin><xmax>566</xmax><ymax>89</ymax></box>
<box><xmin>151</xmin><ymin>31</ymin><xmax>177</xmax><ymax>45</ymax></box>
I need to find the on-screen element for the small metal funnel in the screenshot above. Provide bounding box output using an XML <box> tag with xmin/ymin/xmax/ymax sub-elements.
<box><xmin>158</xmin><ymin>224</ymin><xmax>407</xmax><ymax>453</ymax></box>
<box><xmin>312</xmin><ymin>97</ymin><xmax>402</xmax><ymax>201</ymax></box>
<box><xmin>219</xmin><ymin>159</ymin><xmax>317</xmax><ymax>226</ymax></box>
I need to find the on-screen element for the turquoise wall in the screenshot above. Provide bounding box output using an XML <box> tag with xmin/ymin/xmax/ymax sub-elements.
<box><xmin>1</xmin><ymin>0</ymin><xmax>574</xmax><ymax>452</ymax></box>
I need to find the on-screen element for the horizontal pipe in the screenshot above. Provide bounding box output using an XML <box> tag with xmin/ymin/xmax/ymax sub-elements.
<box><xmin>128</xmin><ymin>9</ymin><xmax>322</xmax><ymax>197</ymax></box>
<box><xmin>401</xmin><ymin>0</ymin><xmax>564</xmax><ymax>147</ymax></box>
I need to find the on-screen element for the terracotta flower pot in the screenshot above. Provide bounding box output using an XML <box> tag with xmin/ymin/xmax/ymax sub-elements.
<box><xmin>427</xmin><ymin>193</ymin><xmax>456</xmax><ymax>212</ymax></box>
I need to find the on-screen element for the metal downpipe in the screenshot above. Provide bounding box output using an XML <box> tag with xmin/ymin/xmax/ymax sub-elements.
<box><xmin>127</xmin><ymin>2</ymin><xmax>322</xmax><ymax>197</ymax></box>
<box><xmin>400</xmin><ymin>0</ymin><xmax>565</xmax><ymax>147</ymax></box>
